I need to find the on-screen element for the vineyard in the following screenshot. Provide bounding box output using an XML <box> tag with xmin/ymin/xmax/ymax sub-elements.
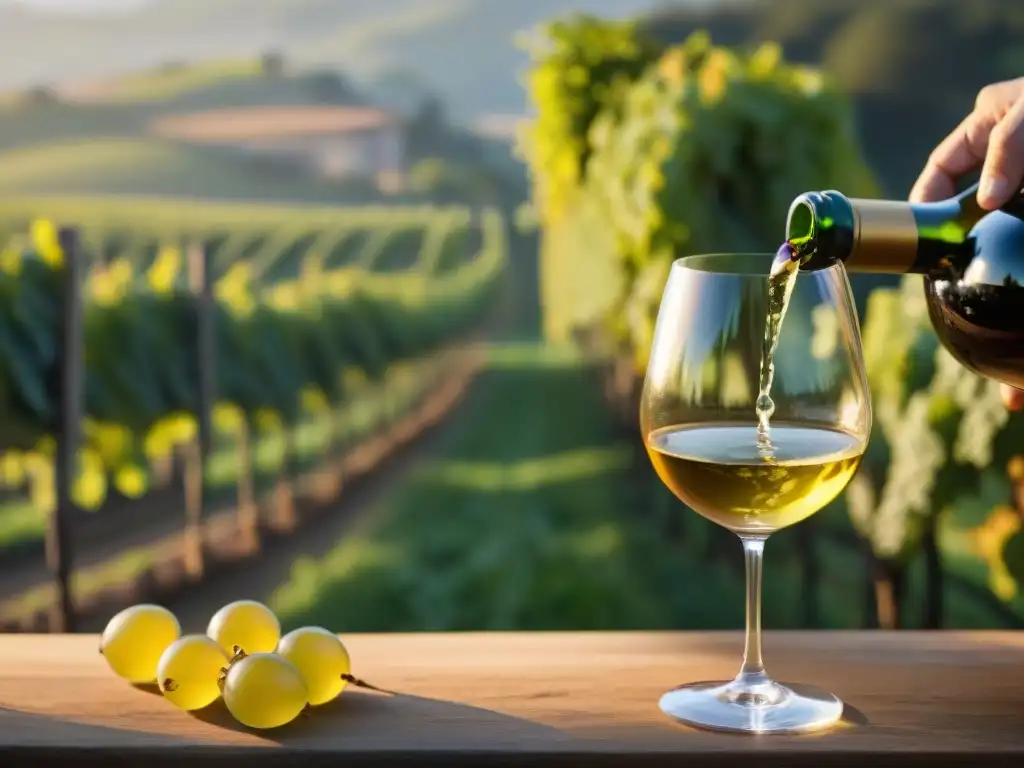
<box><xmin>261</xmin><ymin>345</ymin><xmax>880</xmax><ymax>633</ymax></box>
<box><xmin>0</xmin><ymin>194</ymin><xmax>508</xmax><ymax>629</ymax></box>
<box><xmin>516</xmin><ymin>16</ymin><xmax>1024</xmax><ymax>631</ymax></box>
<box><xmin>3</xmin><ymin>9</ymin><xmax>1023</xmax><ymax>638</ymax></box>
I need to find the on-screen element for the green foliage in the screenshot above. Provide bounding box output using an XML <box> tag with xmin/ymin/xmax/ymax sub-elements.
<box><xmin>600</xmin><ymin>34</ymin><xmax>877</xmax><ymax>371</ymax></box>
<box><xmin>521</xmin><ymin>19</ymin><xmax>876</xmax><ymax>367</ymax></box>
<box><xmin>271</xmin><ymin>350</ymin><xmax>656</xmax><ymax>630</ymax></box>
<box><xmin>0</xmin><ymin>140</ymin><xmax>385</xmax><ymax>204</ymax></box>
<box><xmin>852</xmin><ymin>275</ymin><xmax>1024</xmax><ymax>574</ymax></box>
<box><xmin>641</xmin><ymin>0</ymin><xmax>1024</xmax><ymax>196</ymax></box>
<box><xmin>517</xmin><ymin>14</ymin><xmax>662</xmax><ymax>226</ymax></box>
<box><xmin>1003</xmin><ymin>529</ymin><xmax>1024</xmax><ymax>593</ymax></box>
<box><xmin>518</xmin><ymin>11</ymin><xmax>1024</xmax><ymax>621</ymax></box>
<box><xmin>269</xmin><ymin>345</ymin><xmax>857</xmax><ymax>631</ymax></box>
<box><xmin>408</xmin><ymin>158</ymin><xmax>502</xmax><ymax>205</ymax></box>
<box><xmin>849</xmin><ymin>279</ymin><xmax>943</xmax><ymax>562</ymax></box>
<box><xmin>79</xmin><ymin>58</ymin><xmax>265</xmax><ymax>103</ymax></box>
<box><xmin>0</xmin><ymin>199</ymin><xmax>506</xmax><ymax>515</ymax></box>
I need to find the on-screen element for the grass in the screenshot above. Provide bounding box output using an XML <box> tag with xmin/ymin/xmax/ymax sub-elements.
<box><xmin>7</xmin><ymin>336</ymin><xmax>1016</xmax><ymax>630</ymax></box>
<box><xmin>0</xmin><ymin>501</ymin><xmax>45</xmax><ymax>555</ymax></box>
<box><xmin>6</xmin><ymin>546</ymin><xmax>154</xmax><ymax>623</ymax></box>
<box><xmin>268</xmin><ymin>340</ymin><xmax>1024</xmax><ymax>633</ymax></box>
<box><xmin>0</xmin><ymin>355</ymin><xmax>446</xmax><ymax>622</ymax></box>
<box><xmin>0</xmin><ymin>341</ymin><xmax>439</xmax><ymax>563</ymax></box>
<box><xmin>0</xmin><ymin>193</ymin><xmax>468</xmax><ymax>237</ymax></box>
<box><xmin>0</xmin><ymin>139</ymin><xmax>377</xmax><ymax>202</ymax></box>
<box><xmin>77</xmin><ymin>60</ymin><xmax>265</xmax><ymax>104</ymax></box>
<box><xmin>267</xmin><ymin>342</ymin><xmax>863</xmax><ymax>633</ymax></box>
<box><xmin>270</xmin><ymin>342</ymin><xmax>661</xmax><ymax>631</ymax></box>
<box><xmin>539</xmin><ymin>201</ymin><xmax>622</xmax><ymax>344</ymax></box>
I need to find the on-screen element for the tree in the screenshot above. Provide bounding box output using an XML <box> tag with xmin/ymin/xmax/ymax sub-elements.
<box><xmin>408</xmin><ymin>158</ymin><xmax>496</xmax><ymax>204</ymax></box>
<box><xmin>261</xmin><ymin>51</ymin><xmax>285</xmax><ymax>78</ymax></box>
<box><xmin>305</xmin><ymin>71</ymin><xmax>354</xmax><ymax>104</ymax></box>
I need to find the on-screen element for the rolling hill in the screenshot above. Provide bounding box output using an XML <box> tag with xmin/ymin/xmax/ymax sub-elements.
<box><xmin>0</xmin><ymin>138</ymin><xmax>383</xmax><ymax>202</ymax></box>
<box><xmin>1</xmin><ymin>0</ymin><xmax>1021</xmax><ymax>197</ymax></box>
<box><xmin>0</xmin><ymin>0</ymin><xmax>673</xmax><ymax>119</ymax></box>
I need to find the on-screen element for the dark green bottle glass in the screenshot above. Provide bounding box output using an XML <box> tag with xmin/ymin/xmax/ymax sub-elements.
<box><xmin>778</xmin><ymin>183</ymin><xmax>1024</xmax><ymax>389</ymax></box>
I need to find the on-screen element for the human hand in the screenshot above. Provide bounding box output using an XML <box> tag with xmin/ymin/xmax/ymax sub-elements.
<box><xmin>910</xmin><ymin>77</ymin><xmax>1024</xmax><ymax>210</ymax></box>
<box><xmin>910</xmin><ymin>78</ymin><xmax>1024</xmax><ymax>411</ymax></box>
<box><xmin>1003</xmin><ymin>384</ymin><xmax>1024</xmax><ymax>411</ymax></box>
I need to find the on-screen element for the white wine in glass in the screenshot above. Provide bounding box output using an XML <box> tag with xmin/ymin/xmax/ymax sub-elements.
<box><xmin>640</xmin><ymin>253</ymin><xmax>871</xmax><ymax>734</ymax></box>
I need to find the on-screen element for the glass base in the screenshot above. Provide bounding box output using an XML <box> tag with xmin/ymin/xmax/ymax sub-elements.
<box><xmin>659</xmin><ymin>680</ymin><xmax>843</xmax><ymax>735</ymax></box>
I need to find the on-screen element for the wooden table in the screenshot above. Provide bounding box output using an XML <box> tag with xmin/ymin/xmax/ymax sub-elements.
<box><xmin>1</xmin><ymin>631</ymin><xmax>1022</xmax><ymax>766</ymax></box>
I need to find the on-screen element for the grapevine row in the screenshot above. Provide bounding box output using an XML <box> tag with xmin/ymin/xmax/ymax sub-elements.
<box><xmin>0</xmin><ymin>197</ymin><xmax>507</xmax><ymax>518</ymax></box>
<box><xmin>518</xmin><ymin>16</ymin><xmax>1024</xmax><ymax>626</ymax></box>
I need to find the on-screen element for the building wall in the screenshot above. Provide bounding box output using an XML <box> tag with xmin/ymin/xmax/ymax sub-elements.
<box><xmin>243</xmin><ymin>127</ymin><xmax>405</xmax><ymax>180</ymax></box>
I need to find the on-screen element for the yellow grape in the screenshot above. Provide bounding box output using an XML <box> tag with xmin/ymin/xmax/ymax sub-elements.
<box><xmin>72</xmin><ymin>449</ymin><xmax>107</xmax><ymax>510</ymax></box>
<box><xmin>207</xmin><ymin>600</ymin><xmax>280</xmax><ymax>655</ymax></box>
<box><xmin>222</xmin><ymin>652</ymin><xmax>308</xmax><ymax>730</ymax></box>
<box><xmin>157</xmin><ymin>635</ymin><xmax>229</xmax><ymax>711</ymax></box>
<box><xmin>114</xmin><ymin>464</ymin><xmax>148</xmax><ymax>498</ymax></box>
<box><xmin>277</xmin><ymin>626</ymin><xmax>351</xmax><ymax>706</ymax></box>
<box><xmin>100</xmin><ymin>604</ymin><xmax>180</xmax><ymax>683</ymax></box>
<box><xmin>147</xmin><ymin>245</ymin><xmax>181</xmax><ymax>294</ymax></box>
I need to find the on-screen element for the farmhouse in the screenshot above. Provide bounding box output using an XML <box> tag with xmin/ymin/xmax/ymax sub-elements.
<box><xmin>151</xmin><ymin>106</ymin><xmax>406</xmax><ymax>191</ymax></box>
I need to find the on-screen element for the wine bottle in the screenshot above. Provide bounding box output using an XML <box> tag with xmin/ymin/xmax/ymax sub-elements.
<box><xmin>778</xmin><ymin>182</ymin><xmax>1024</xmax><ymax>389</ymax></box>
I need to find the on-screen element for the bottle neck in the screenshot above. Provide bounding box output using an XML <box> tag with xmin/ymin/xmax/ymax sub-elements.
<box><xmin>845</xmin><ymin>197</ymin><xmax>922</xmax><ymax>273</ymax></box>
<box><xmin>789</xmin><ymin>183</ymin><xmax>1024</xmax><ymax>275</ymax></box>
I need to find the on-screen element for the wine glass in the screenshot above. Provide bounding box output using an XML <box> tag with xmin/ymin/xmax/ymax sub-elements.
<box><xmin>640</xmin><ymin>253</ymin><xmax>871</xmax><ymax>734</ymax></box>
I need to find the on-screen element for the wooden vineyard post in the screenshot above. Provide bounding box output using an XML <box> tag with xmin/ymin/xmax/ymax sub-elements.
<box><xmin>48</xmin><ymin>227</ymin><xmax>84</xmax><ymax>633</ymax></box>
<box><xmin>183</xmin><ymin>240</ymin><xmax>215</xmax><ymax>580</ymax></box>
<box><xmin>236</xmin><ymin>417</ymin><xmax>259</xmax><ymax>554</ymax></box>
<box><xmin>471</xmin><ymin>205</ymin><xmax>497</xmax><ymax>343</ymax></box>
<box><xmin>272</xmin><ymin>429</ymin><xmax>297</xmax><ymax>534</ymax></box>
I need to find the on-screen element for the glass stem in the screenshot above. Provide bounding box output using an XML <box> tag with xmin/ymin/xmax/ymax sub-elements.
<box><xmin>739</xmin><ymin>535</ymin><xmax>768</xmax><ymax>683</ymax></box>
<box><xmin>726</xmin><ymin>535</ymin><xmax>783</xmax><ymax>705</ymax></box>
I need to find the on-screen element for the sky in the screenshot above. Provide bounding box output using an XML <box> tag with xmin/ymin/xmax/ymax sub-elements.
<box><xmin>1</xmin><ymin>0</ymin><xmax>154</xmax><ymax>11</ymax></box>
<box><xmin>0</xmin><ymin>0</ymin><xmax>694</xmax><ymax>117</ymax></box>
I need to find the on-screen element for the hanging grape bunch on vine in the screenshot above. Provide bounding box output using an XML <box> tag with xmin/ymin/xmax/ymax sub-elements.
<box><xmin>588</xmin><ymin>33</ymin><xmax>877</xmax><ymax>371</ymax></box>
<box><xmin>849</xmin><ymin>274</ymin><xmax>1024</xmax><ymax>628</ymax></box>
<box><xmin>517</xmin><ymin>15</ymin><xmax>663</xmax><ymax>228</ymax></box>
<box><xmin>519</xmin><ymin>17</ymin><xmax>877</xmax><ymax>373</ymax></box>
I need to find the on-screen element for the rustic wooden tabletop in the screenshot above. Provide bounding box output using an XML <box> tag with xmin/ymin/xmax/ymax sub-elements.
<box><xmin>0</xmin><ymin>631</ymin><xmax>1021</xmax><ymax>766</ymax></box>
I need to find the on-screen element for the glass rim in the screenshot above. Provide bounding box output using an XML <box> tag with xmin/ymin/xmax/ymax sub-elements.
<box><xmin>671</xmin><ymin>252</ymin><xmax>843</xmax><ymax>277</ymax></box>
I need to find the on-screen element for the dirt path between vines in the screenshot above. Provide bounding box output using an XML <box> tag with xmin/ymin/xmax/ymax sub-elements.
<box><xmin>0</xmin><ymin>342</ymin><xmax>485</xmax><ymax>632</ymax></box>
<box><xmin>77</xmin><ymin>360</ymin><xmax>483</xmax><ymax>633</ymax></box>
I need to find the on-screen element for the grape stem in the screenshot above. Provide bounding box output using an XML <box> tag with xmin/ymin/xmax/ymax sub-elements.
<box><xmin>217</xmin><ymin>646</ymin><xmax>250</xmax><ymax>692</ymax></box>
<box><xmin>341</xmin><ymin>673</ymin><xmax>395</xmax><ymax>695</ymax></box>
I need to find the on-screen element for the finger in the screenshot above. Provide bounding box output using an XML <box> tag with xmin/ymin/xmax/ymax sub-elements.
<box><xmin>1001</xmin><ymin>383</ymin><xmax>1024</xmax><ymax>411</ymax></box>
<box><xmin>979</xmin><ymin>94</ymin><xmax>1024</xmax><ymax>209</ymax></box>
<box><xmin>909</xmin><ymin>163</ymin><xmax>957</xmax><ymax>204</ymax></box>
<box><xmin>910</xmin><ymin>111</ymin><xmax>996</xmax><ymax>203</ymax></box>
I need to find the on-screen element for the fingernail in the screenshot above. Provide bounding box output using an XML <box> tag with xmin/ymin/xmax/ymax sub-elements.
<box><xmin>979</xmin><ymin>175</ymin><xmax>1011</xmax><ymax>208</ymax></box>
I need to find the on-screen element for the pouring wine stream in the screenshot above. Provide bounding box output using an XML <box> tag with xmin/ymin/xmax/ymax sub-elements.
<box><xmin>756</xmin><ymin>241</ymin><xmax>802</xmax><ymax>459</ymax></box>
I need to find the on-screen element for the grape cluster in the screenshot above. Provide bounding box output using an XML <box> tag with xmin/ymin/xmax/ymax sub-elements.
<box><xmin>100</xmin><ymin>600</ymin><xmax>377</xmax><ymax>730</ymax></box>
<box><xmin>0</xmin><ymin>206</ymin><xmax>508</xmax><ymax>517</ymax></box>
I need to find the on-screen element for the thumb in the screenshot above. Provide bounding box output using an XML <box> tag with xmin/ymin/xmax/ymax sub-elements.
<box><xmin>978</xmin><ymin>95</ymin><xmax>1024</xmax><ymax>210</ymax></box>
<box><xmin>1001</xmin><ymin>383</ymin><xmax>1024</xmax><ymax>411</ymax></box>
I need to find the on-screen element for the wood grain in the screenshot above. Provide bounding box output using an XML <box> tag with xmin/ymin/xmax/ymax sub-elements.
<box><xmin>0</xmin><ymin>631</ymin><xmax>1022</xmax><ymax>767</ymax></box>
